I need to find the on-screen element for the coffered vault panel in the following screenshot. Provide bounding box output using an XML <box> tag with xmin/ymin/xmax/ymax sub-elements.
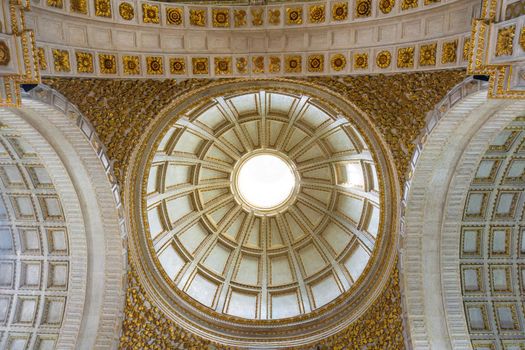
<box><xmin>145</xmin><ymin>91</ymin><xmax>380</xmax><ymax>320</ymax></box>
<box><xmin>0</xmin><ymin>124</ymin><xmax>69</xmax><ymax>350</ymax></box>
<box><xmin>460</xmin><ymin>119</ymin><xmax>525</xmax><ymax>349</ymax></box>
<box><xmin>30</xmin><ymin>0</ymin><xmax>478</xmax><ymax>78</ymax></box>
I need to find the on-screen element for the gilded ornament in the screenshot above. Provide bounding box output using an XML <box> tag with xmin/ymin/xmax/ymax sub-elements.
<box><xmin>234</xmin><ymin>9</ymin><xmax>246</xmax><ymax>27</ymax></box>
<box><xmin>495</xmin><ymin>25</ymin><xmax>515</xmax><ymax>57</ymax></box>
<box><xmin>76</xmin><ymin>51</ymin><xmax>93</xmax><ymax>73</ymax></box>
<box><xmin>0</xmin><ymin>41</ymin><xmax>10</xmax><ymax>66</ymax></box>
<box><xmin>376</xmin><ymin>50</ymin><xmax>391</xmax><ymax>68</ymax></box>
<box><xmin>308</xmin><ymin>54</ymin><xmax>324</xmax><ymax>72</ymax></box>
<box><xmin>236</xmin><ymin>57</ymin><xmax>248</xmax><ymax>73</ymax></box>
<box><xmin>146</xmin><ymin>57</ymin><xmax>163</xmax><ymax>75</ymax></box>
<box><xmin>170</xmin><ymin>58</ymin><xmax>185</xmax><ymax>74</ymax></box>
<box><xmin>353</xmin><ymin>53</ymin><xmax>368</xmax><ymax>69</ymax></box>
<box><xmin>47</xmin><ymin>0</ymin><xmax>63</xmax><ymax>8</ymax></box>
<box><xmin>424</xmin><ymin>0</ymin><xmax>440</xmax><ymax>4</ymax></box>
<box><xmin>463</xmin><ymin>38</ymin><xmax>471</xmax><ymax>61</ymax></box>
<box><xmin>142</xmin><ymin>4</ymin><xmax>160</xmax><ymax>24</ymax></box>
<box><xmin>269</xmin><ymin>56</ymin><xmax>281</xmax><ymax>73</ymax></box>
<box><xmin>123</xmin><ymin>55</ymin><xmax>140</xmax><ymax>75</ymax></box>
<box><xmin>379</xmin><ymin>0</ymin><xmax>395</xmax><ymax>14</ymax></box>
<box><xmin>251</xmin><ymin>8</ymin><xmax>264</xmax><ymax>26</ymax></box>
<box><xmin>441</xmin><ymin>40</ymin><xmax>458</xmax><ymax>63</ymax></box>
<box><xmin>190</xmin><ymin>9</ymin><xmax>206</xmax><ymax>26</ymax></box>
<box><xmin>37</xmin><ymin>47</ymin><xmax>47</xmax><ymax>70</ymax></box>
<box><xmin>95</xmin><ymin>0</ymin><xmax>111</xmax><ymax>17</ymax></box>
<box><xmin>419</xmin><ymin>43</ymin><xmax>437</xmax><ymax>66</ymax></box>
<box><xmin>401</xmin><ymin>0</ymin><xmax>418</xmax><ymax>10</ymax></box>
<box><xmin>355</xmin><ymin>0</ymin><xmax>372</xmax><ymax>17</ymax></box>
<box><xmin>52</xmin><ymin>49</ymin><xmax>70</xmax><ymax>72</ymax></box>
<box><xmin>252</xmin><ymin>56</ymin><xmax>264</xmax><ymax>74</ymax></box>
<box><xmin>192</xmin><ymin>57</ymin><xmax>209</xmax><ymax>74</ymax></box>
<box><xmin>285</xmin><ymin>55</ymin><xmax>302</xmax><ymax>73</ymax></box>
<box><xmin>309</xmin><ymin>5</ymin><xmax>325</xmax><ymax>23</ymax></box>
<box><xmin>70</xmin><ymin>0</ymin><xmax>87</xmax><ymax>14</ymax></box>
<box><xmin>166</xmin><ymin>8</ymin><xmax>183</xmax><ymax>25</ymax></box>
<box><xmin>397</xmin><ymin>47</ymin><xmax>414</xmax><ymax>68</ymax></box>
<box><xmin>213</xmin><ymin>9</ymin><xmax>229</xmax><ymax>27</ymax></box>
<box><xmin>214</xmin><ymin>57</ymin><xmax>232</xmax><ymax>75</ymax></box>
<box><xmin>286</xmin><ymin>7</ymin><xmax>302</xmax><ymax>25</ymax></box>
<box><xmin>99</xmin><ymin>54</ymin><xmax>116</xmax><ymax>74</ymax></box>
<box><xmin>119</xmin><ymin>3</ymin><xmax>134</xmax><ymax>20</ymax></box>
<box><xmin>520</xmin><ymin>27</ymin><xmax>525</xmax><ymax>51</ymax></box>
<box><xmin>330</xmin><ymin>54</ymin><xmax>346</xmax><ymax>71</ymax></box>
<box><xmin>268</xmin><ymin>9</ymin><xmax>280</xmax><ymax>25</ymax></box>
<box><xmin>332</xmin><ymin>2</ymin><xmax>348</xmax><ymax>21</ymax></box>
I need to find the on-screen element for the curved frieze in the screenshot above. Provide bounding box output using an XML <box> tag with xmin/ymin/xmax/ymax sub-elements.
<box><xmin>29</xmin><ymin>0</ymin><xmax>479</xmax><ymax>78</ymax></box>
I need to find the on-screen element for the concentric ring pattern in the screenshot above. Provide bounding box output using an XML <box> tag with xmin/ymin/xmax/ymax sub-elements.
<box><xmin>144</xmin><ymin>90</ymin><xmax>381</xmax><ymax>320</ymax></box>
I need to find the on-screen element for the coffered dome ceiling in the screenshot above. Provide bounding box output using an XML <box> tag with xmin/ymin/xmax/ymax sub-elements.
<box><xmin>145</xmin><ymin>89</ymin><xmax>380</xmax><ymax>320</ymax></box>
<box><xmin>127</xmin><ymin>79</ymin><xmax>399</xmax><ymax>347</ymax></box>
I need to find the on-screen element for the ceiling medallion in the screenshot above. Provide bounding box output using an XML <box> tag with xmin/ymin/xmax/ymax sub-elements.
<box><xmin>127</xmin><ymin>79</ymin><xmax>399</xmax><ymax>348</ymax></box>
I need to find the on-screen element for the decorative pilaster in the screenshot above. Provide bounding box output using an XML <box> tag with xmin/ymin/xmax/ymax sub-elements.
<box><xmin>0</xmin><ymin>0</ymin><xmax>40</xmax><ymax>107</ymax></box>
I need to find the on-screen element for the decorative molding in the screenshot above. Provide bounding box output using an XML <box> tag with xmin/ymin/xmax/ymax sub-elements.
<box><xmin>0</xmin><ymin>1</ymin><xmax>40</xmax><ymax>107</ymax></box>
<box><xmin>467</xmin><ymin>0</ymin><xmax>525</xmax><ymax>98</ymax></box>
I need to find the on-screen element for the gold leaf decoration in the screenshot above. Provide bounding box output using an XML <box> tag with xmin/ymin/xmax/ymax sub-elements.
<box><xmin>286</xmin><ymin>7</ymin><xmax>302</xmax><ymax>25</ymax></box>
<box><xmin>309</xmin><ymin>5</ymin><xmax>325</xmax><ymax>23</ymax></box>
<box><xmin>37</xmin><ymin>47</ymin><xmax>47</xmax><ymax>70</ymax></box>
<box><xmin>70</xmin><ymin>0</ymin><xmax>87</xmax><ymax>14</ymax></box>
<box><xmin>441</xmin><ymin>40</ymin><xmax>458</xmax><ymax>64</ymax></box>
<box><xmin>285</xmin><ymin>55</ymin><xmax>302</xmax><ymax>73</ymax></box>
<box><xmin>269</xmin><ymin>9</ymin><xmax>280</xmax><ymax>25</ymax></box>
<box><xmin>95</xmin><ymin>0</ymin><xmax>111</xmax><ymax>17</ymax></box>
<box><xmin>122</xmin><ymin>55</ymin><xmax>140</xmax><ymax>75</ymax></box>
<box><xmin>269</xmin><ymin>56</ymin><xmax>281</xmax><ymax>73</ymax></box>
<box><xmin>52</xmin><ymin>49</ymin><xmax>70</xmax><ymax>72</ymax></box>
<box><xmin>99</xmin><ymin>54</ymin><xmax>116</xmax><ymax>74</ymax></box>
<box><xmin>0</xmin><ymin>42</ymin><xmax>10</xmax><ymax>66</ymax></box>
<box><xmin>213</xmin><ymin>9</ymin><xmax>229</xmax><ymax>27</ymax></box>
<box><xmin>419</xmin><ymin>43</ymin><xmax>437</xmax><ymax>66</ymax></box>
<box><xmin>495</xmin><ymin>25</ymin><xmax>515</xmax><ymax>57</ymax></box>
<box><xmin>47</xmin><ymin>0</ymin><xmax>63</xmax><ymax>9</ymax></box>
<box><xmin>146</xmin><ymin>56</ymin><xmax>163</xmax><ymax>75</ymax></box>
<box><xmin>76</xmin><ymin>51</ymin><xmax>93</xmax><ymax>73</ymax></box>
<box><xmin>251</xmin><ymin>8</ymin><xmax>264</xmax><ymax>26</ymax></box>
<box><xmin>354</xmin><ymin>53</ymin><xmax>368</xmax><ymax>69</ymax></box>
<box><xmin>170</xmin><ymin>58</ymin><xmax>185</xmax><ymax>74</ymax></box>
<box><xmin>401</xmin><ymin>0</ymin><xmax>418</xmax><ymax>10</ymax></box>
<box><xmin>234</xmin><ymin>9</ymin><xmax>247</xmax><ymax>27</ymax></box>
<box><xmin>190</xmin><ymin>9</ymin><xmax>206</xmax><ymax>26</ymax></box>
<box><xmin>214</xmin><ymin>57</ymin><xmax>232</xmax><ymax>75</ymax></box>
<box><xmin>252</xmin><ymin>56</ymin><xmax>264</xmax><ymax>74</ymax></box>
<box><xmin>355</xmin><ymin>0</ymin><xmax>372</xmax><ymax>17</ymax></box>
<box><xmin>166</xmin><ymin>8</ymin><xmax>183</xmax><ymax>25</ymax></box>
<box><xmin>142</xmin><ymin>4</ymin><xmax>160</xmax><ymax>24</ymax></box>
<box><xmin>332</xmin><ymin>2</ymin><xmax>348</xmax><ymax>21</ymax></box>
<box><xmin>376</xmin><ymin>50</ymin><xmax>391</xmax><ymax>68</ymax></box>
<box><xmin>236</xmin><ymin>57</ymin><xmax>248</xmax><ymax>73</ymax></box>
<box><xmin>330</xmin><ymin>54</ymin><xmax>346</xmax><ymax>71</ymax></box>
<box><xmin>379</xmin><ymin>0</ymin><xmax>395</xmax><ymax>14</ymax></box>
<box><xmin>119</xmin><ymin>2</ymin><xmax>134</xmax><ymax>20</ymax></box>
<box><xmin>397</xmin><ymin>47</ymin><xmax>414</xmax><ymax>68</ymax></box>
<box><xmin>308</xmin><ymin>54</ymin><xmax>324</xmax><ymax>72</ymax></box>
<box><xmin>192</xmin><ymin>57</ymin><xmax>209</xmax><ymax>74</ymax></box>
<box><xmin>520</xmin><ymin>27</ymin><xmax>525</xmax><ymax>51</ymax></box>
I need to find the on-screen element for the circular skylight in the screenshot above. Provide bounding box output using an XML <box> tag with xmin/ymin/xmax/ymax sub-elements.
<box><xmin>236</xmin><ymin>153</ymin><xmax>296</xmax><ymax>210</ymax></box>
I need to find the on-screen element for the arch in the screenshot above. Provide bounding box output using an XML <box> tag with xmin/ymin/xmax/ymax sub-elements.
<box><xmin>0</xmin><ymin>85</ymin><xmax>126</xmax><ymax>349</ymax></box>
<box><xmin>401</xmin><ymin>79</ymin><xmax>525</xmax><ymax>349</ymax></box>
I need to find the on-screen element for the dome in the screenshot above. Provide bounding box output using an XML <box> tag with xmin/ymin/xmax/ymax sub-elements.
<box><xmin>145</xmin><ymin>90</ymin><xmax>380</xmax><ymax>320</ymax></box>
<box><xmin>128</xmin><ymin>79</ymin><xmax>398</xmax><ymax>347</ymax></box>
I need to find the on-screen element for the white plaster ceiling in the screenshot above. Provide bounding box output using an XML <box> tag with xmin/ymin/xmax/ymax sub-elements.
<box><xmin>145</xmin><ymin>90</ymin><xmax>381</xmax><ymax>320</ymax></box>
<box><xmin>460</xmin><ymin>118</ymin><xmax>525</xmax><ymax>350</ymax></box>
<box><xmin>0</xmin><ymin>123</ymin><xmax>69</xmax><ymax>350</ymax></box>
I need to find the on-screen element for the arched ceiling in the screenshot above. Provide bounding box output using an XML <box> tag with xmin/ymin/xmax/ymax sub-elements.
<box><xmin>145</xmin><ymin>90</ymin><xmax>381</xmax><ymax>320</ymax></box>
<box><xmin>460</xmin><ymin>118</ymin><xmax>525</xmax><ymax>349</ymax></box>
<box><xmin>0</xmin><ymin>123</ymin><xmax>70</xmax><ymax>350</ymax></box>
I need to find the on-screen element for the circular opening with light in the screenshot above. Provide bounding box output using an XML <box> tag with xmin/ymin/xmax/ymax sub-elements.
<box><xmin>234</xmin><ymin>153</ymin><xmax>296</xmax><ymax>211</ymax></box>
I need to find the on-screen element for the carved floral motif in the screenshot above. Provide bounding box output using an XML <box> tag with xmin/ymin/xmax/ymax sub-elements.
<box><xmin>496</xmin><ymin>25</ymin><xmax>516</xmax><ymax>57</ymax></box>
